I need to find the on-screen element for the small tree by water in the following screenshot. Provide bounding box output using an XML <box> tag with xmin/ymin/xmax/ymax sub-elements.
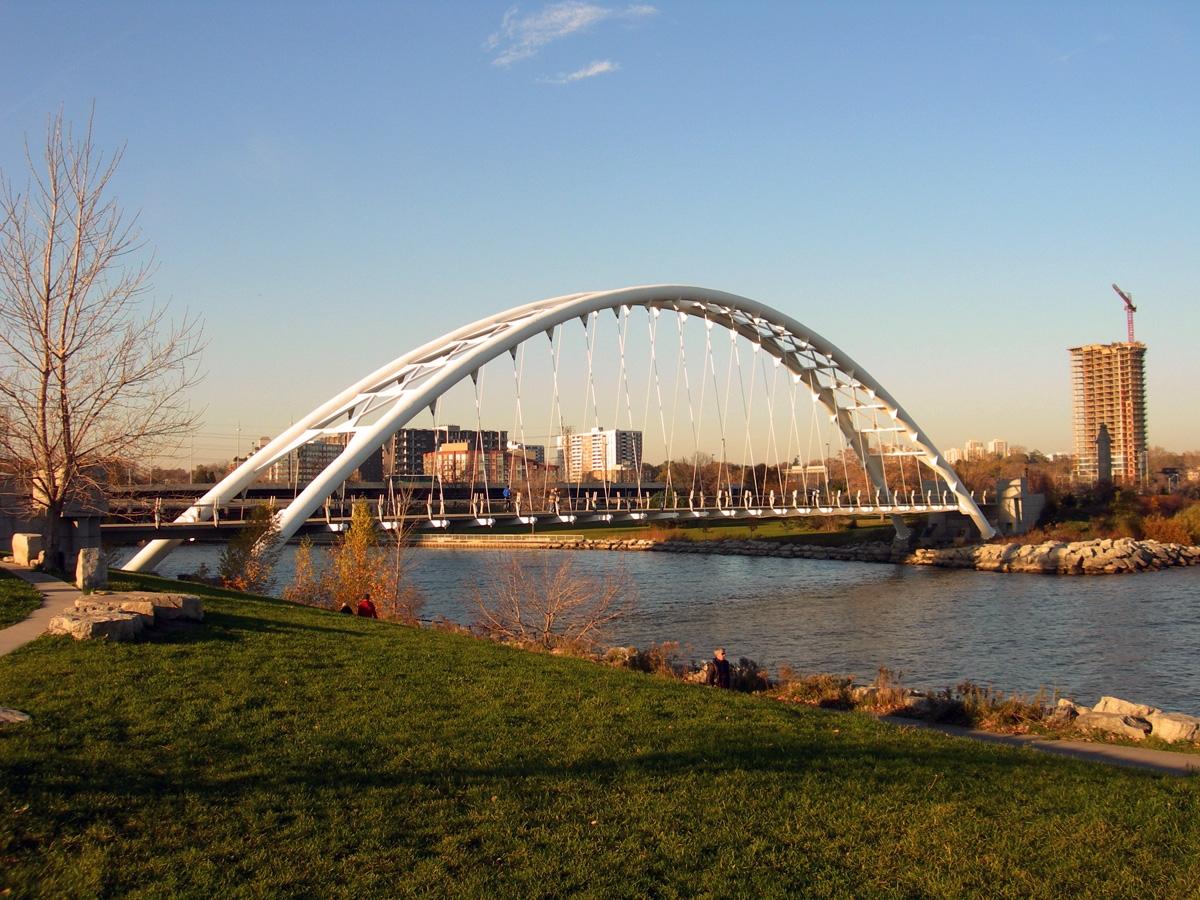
<box><xmin>218</xmin><ymin>507</ymin><xmax>282</xmax><ymax>593</ymax></box>
<box><xmin>472</xmin><ymin>553</ymin><xmax>637</xmax><ymax>652</ymax></box>
<box><xmin>283</xmin><ymin>499</ymin><xmax>424</xmax><ymax>623</ymax></box>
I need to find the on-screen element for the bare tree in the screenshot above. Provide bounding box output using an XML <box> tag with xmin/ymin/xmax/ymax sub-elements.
<box><xmin>0</xmin><ymin>109</ymin><xmax>203</xmax><ymax>568</ymax></box>
<box><xmin>473</xmin><ymin>553</ymin><xmax>637</xmax><ymax>651</ymax></box>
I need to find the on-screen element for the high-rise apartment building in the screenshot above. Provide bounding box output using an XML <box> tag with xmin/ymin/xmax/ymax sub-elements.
<box><xmin>963</xmin><ymin>440</ymin><xmax>986</xmax><ymax>461</ymax></box>
<box><xmin>1069</xmin><ymin>342</ymin><xmax>1147</xmax><ymax>484</ymax></box>
<box><xmin>555</xmin><ymin>427</ymin><xmax>643</xmax><ymax>481</ymax></box>
<box><xmin>987</xmin><ymin>439</ymin><xmax>1009</xmax><ymax>457</ymax></box>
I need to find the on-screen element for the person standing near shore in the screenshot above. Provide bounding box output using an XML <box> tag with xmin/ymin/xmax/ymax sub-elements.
<box><xmin>706</xmin><ymin>647</ymin><xmax>731</xmax><ymax>689</ymax></box>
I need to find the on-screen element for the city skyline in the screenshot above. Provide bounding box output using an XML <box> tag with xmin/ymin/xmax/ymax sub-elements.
<box><xmin>2</xmin><ymin>3</ymin><xmax>1197</xmax><ymax>461</ymax></box>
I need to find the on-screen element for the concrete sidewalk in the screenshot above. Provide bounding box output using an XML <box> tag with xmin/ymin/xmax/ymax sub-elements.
<box><xmin>0</xmin><ymin>562</ymin><xmax>81</xmax><ymax>656</ymax></box>
<box><xmin>881</xmin><ymin>715</ymin><xmax>1200</xmax><ymax>777</ymax></box>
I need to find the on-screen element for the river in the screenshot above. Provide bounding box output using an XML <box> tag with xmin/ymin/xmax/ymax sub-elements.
<box><xmin>120</xmin><ymin>544</ymin><xmax>1200</xmax><ymax>715</ymax></box>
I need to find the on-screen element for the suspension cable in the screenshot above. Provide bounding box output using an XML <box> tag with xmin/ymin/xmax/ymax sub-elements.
<box><xmin>615</xmin><ymin>306</ymin><xmax>644</xmax><ymax>505</ymax></box>
<box><xmin>511</xmin><ymin>343</ymin><xmax>532</xmax><ymax>514</ymax></box>
<box><xmin>472</xmin><ymin>367</ymin><xmax>491</xmax><ymax>517</ymax></box>
<box><xmin>718</xmin><ymin>326</ymin><xmax>737</xmax><ymax>507</ymax></box>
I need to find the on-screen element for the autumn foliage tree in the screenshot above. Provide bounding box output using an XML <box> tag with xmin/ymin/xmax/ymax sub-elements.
<box><xmin>218</xmin><ymin>506</ymin><xmax>282</xmax><ymax>593</ymax></box>
<box><xmin>283</xmin><ymin>499</ymin><xmax>424</xmax><ymax>623</ymax></box>
<box><xmin>0</xmin><ymin>109</ymin><xmax>202</xmax><ymax>568</ymax></box>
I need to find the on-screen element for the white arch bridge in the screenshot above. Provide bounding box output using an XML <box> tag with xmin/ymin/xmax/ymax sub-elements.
<box><xmin>126</xmin><ymin>286</ymin><xmax>995</xmax><ymax>571</ymax></box>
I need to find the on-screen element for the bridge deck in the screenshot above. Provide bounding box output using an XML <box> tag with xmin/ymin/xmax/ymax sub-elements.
<box><xmin>102</xmin><ymin>503</ymin><xmax>966</xmax><ymax>543</ymax></box>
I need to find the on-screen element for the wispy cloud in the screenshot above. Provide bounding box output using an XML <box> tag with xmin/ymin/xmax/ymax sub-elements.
<box><xmin>539</xmin><ymin>59</ymin><xmax>620</xmax><ymax>84</ymax></box>
<box><xmin>486</xmin><ymin>2</ymin><xmax>656</xmax><ymax>67</ymax></box>
<box><xmin>1055</xmin><ymin>32</ymin><xmax>1114</xmax><ymax>64</ymax></box>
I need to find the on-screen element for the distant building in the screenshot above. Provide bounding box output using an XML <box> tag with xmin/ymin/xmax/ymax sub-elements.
<box><xmin>987</xmin><ymin>439</ymin><xmax>1009</xmax><ymax>457</ymax></box>
<box><xmin>265</xmin><ymin>435</ymin><xmax>384</xmax><ymax>487</ymax></box>
<box><xmin>1069</xmin><ymin>342</ymin><xmax>1147</xmax><ymax>484</ymax></box>
<box><xmin>945</xmin><ymin>447</ymin><xmax>964</xmax><ymax>465</ymax></box>
<box><xmin>422</xmin><ymin>442</ymin><xmax>508</xmax><ymax>484</ymax></box>
<box><xmin>556</xmin><ymin>427</ymin><xmax>643</xmax><ymax>481</ymax></box>
<box><xmin>506</xmin><ymin>440</ymin><xmax>546</xmax><ymax>465</ymax></box>
<box><xmin>388</xmin><ymin>426</ymin><xmax>507</xmax><ymax>476</ymax></box>
<box><xmin>963</xmin><ymin>440</ymin><xmax>986</xmax><ymax>461</ymax></box>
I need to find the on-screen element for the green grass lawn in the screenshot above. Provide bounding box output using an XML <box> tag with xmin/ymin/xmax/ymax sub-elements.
<box><xmin>1</xmin><ymin>574</ymin><xmax>1197</xmax><ymax>897</ymax></box>
<box><xmin>0</xmin><ymin>569</ymin><xmax>41</xmax><ymax>628</ymax></box>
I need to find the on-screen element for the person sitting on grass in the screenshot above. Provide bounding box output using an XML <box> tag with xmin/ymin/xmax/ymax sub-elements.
<box><xmin>356</xmin><ymin>593</ymin><xmax>378</xmax><ymax>619</ymax></box>
<box><xmin>706</xmin><ymin>647</ymin><xmax>731</xmax><ymax>689</ymax></box>
<box><xmin>338</xmin><ymin>601</ymin><xmax>353</xmax><ymax>615</ymax></box>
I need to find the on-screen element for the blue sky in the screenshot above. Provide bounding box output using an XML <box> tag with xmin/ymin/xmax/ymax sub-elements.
<box><xmin>2</xmin><ymin>1</ymin><xmax>1197</xmax><ymax>463</ymax></box>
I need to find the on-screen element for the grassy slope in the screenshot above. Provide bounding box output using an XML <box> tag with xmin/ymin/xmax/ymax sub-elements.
<box><xmin>0</xmin><ymin>575</ymin><xmax>1196</xmax><ymax>898</ymax></box>
<box><xmin>0</xmin><ymin>569</ymin><xmax>41</xmax><ymax>628</ymax></box>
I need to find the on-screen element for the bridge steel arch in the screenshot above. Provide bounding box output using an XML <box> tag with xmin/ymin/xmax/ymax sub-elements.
<box><xmin>126</xmin><ymin>286</ymin><xmax>995</xmax><ymax>571</ymax></box>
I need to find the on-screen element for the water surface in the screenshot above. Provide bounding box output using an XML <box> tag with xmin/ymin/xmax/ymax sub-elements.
<box><xmin>125</xmin><ymin>544</ymin><xmax>1200</xmax><ymax>715</ymax></box>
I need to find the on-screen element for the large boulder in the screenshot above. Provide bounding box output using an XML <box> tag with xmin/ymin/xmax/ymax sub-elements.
<box><xmin>1146</xmin><ymin>712</ymin><xmax>1200</xmax><ymax>744</ymax></box>
<box><xmin>1093</xmin><ymin>696</ymin><xmax>1162</xmax><ymax>718</ymax></box>
<box><xmin>47</xmin><ymin>609</ymin><xmax>144</xmax><ymax>642</ymax></box>
<box><xmin>11</xmin><ymin>533</ymin><xmax>43</xmax><ymax>568</ymax></box>
<box><xmin>75</xmin><ymin>547</ymin><xmax>107</xmax><ymax>590</ymax></box>
<box><xmin>116</xmin><ymin>591</ymin><xmax>204</xmax><ymax>622</ymax></box>
<box><xmin>74</xmin><ymin>598</ymin><xmax>155</xmax><ymax>626</ymax></box>
<box><xmin>1075</xmin><ymin>710</ymin><xmax>1152</xmax><ymax>740</ymax></box>
<box><xmin>1047</xmin><ymin>698</ymin><xmax>1088</xmax><ymax>723</ymax></box>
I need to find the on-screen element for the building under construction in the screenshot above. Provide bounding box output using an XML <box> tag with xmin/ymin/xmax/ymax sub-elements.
<box><xmin>1069</xmin><ymin>341</ymin><xmax>1147</xmax><ymax>485</ymax></box>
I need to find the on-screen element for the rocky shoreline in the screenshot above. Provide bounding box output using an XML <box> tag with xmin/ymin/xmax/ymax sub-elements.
<box><xmin>509</xmin><ymin>535</ymin><xmax>1200</xmax><ymax>575</ymax></box>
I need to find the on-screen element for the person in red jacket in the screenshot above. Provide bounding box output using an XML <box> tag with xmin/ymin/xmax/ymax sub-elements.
<box><xmin>356</xmin><ymin>593</ymin><xmax>378</xmax><ymax>619</ymax></box>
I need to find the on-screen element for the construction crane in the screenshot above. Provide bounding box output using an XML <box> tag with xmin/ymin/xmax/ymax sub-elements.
<box><xmin>1111</xmin><ymin>283</ymin><xmax>1137</xmax><ymax>343</ymax></box>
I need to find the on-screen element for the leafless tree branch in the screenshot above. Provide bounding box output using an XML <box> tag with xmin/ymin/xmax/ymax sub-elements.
<box><xmin>0</xmin><ymin>108</ymin><xmax>205</xmax><ymax>565</ymax></box>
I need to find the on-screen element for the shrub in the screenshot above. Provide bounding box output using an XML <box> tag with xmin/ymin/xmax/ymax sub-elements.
<box><xmin>472</xmin><ymin>553</ymin><xmax>637</xmax><ymax>651</ymax></box>
<box><xmin>281</xmin><ymin>537</ymin><xmax>323</xmax><ymax>606</ymax></box>
<box><xmin>622</xmin><ymin>641</ymin><xmax>684</xmax><ymax>676</ymax></box>
<box><xmin>856</xmin><ymin>666</ymin><xmax>911</xmax><ymax>714</ymax></box>
<box><xmin>1140</xmin><ymin>514</ymin><xmax>1192</xmax><ymax>545</ymax></box>
<box><xmin>771</xmin><ymin>669</ymin><xmax>855</xmax><ymax>709</ymax></box>
<box><xmin>218</xmin><ymin>506</ymin><xmax>282</xmax><ymax>593</ymax></box>
<box><xmin>1174</xmin><ymin>503</ymin><xmax>1200</xmax><ymax>543</ymax></box>
<box><xmin>282</xmin><ymin>501</ymin><xmax>426</xmax><ymax>623</ymax></box>
<box><xmin>731</xmin><ymin>657</ymin><xmax>771</xmax><ymax>693</ymax></box>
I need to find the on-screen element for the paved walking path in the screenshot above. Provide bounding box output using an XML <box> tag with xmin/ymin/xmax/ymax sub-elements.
<box><xmin>0</xmin><ymin>562</ymin><xmax>80</xmax><ymax>656</ymax></box>
<box><xmin>881</xmin><ymin>715</ymin><xmax>1200</xmax><ymax>777</ymax></box>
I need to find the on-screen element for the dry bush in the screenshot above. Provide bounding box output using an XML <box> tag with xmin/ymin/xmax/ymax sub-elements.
<box><xmin>642</xmin><ymin>524</ymin><xmax>680</xmax><ymax>543</ymax></box>
<box><xmin>428</xmin><ymin>616</ymin><xmax>472</xmax><ymax>636</ymax></box>
<box><xmin>218</xmin><ymin>507</ymin><xmax>282</xmax><ymax>593</ymax></box>
<box><xmin>955</xmin><ymin>682</ymin><xmax>1051</xmax><ymax>733</ymax></box>
<box><xmin>773</xmin><ymin>669</ymin><xmax>856</xmax><ymax>709</ymax></box>
<box><xmin>472</xmin><ymin>553</ymin><xmax>637</xmax><ymax>651</ymax></box>
<box><xmin>1175</xmin><ymin>504</ymin><xmax>1200</xmax><ymax>543</ymax></box>
<box><xmin>622</xmin><ymin>641</ymin><xmax>684</xmax><ymax>676</ymax></box>
<box><xmin>281</xmin><ymin>536</ymin><xmax>323</xmax><ymax>606</ymax></box>
<box><xmin>282</xmin><ymin>500</ymin><xmax>425</xmax><ymax>623</ymax></box>
<box><xmin>857</xmin><ymin>666</ymin><xmax>911</xmax><ymax>714</ymax></box>
<box><xmin>730</xmin><ymin>657</ymin><xmax>771</xmax><ymax>693</ymax></box>
<box><xmin>1141</xmin><ymin>514</ymin><xmax>1193</xmax><ymax>546</ymax></box>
